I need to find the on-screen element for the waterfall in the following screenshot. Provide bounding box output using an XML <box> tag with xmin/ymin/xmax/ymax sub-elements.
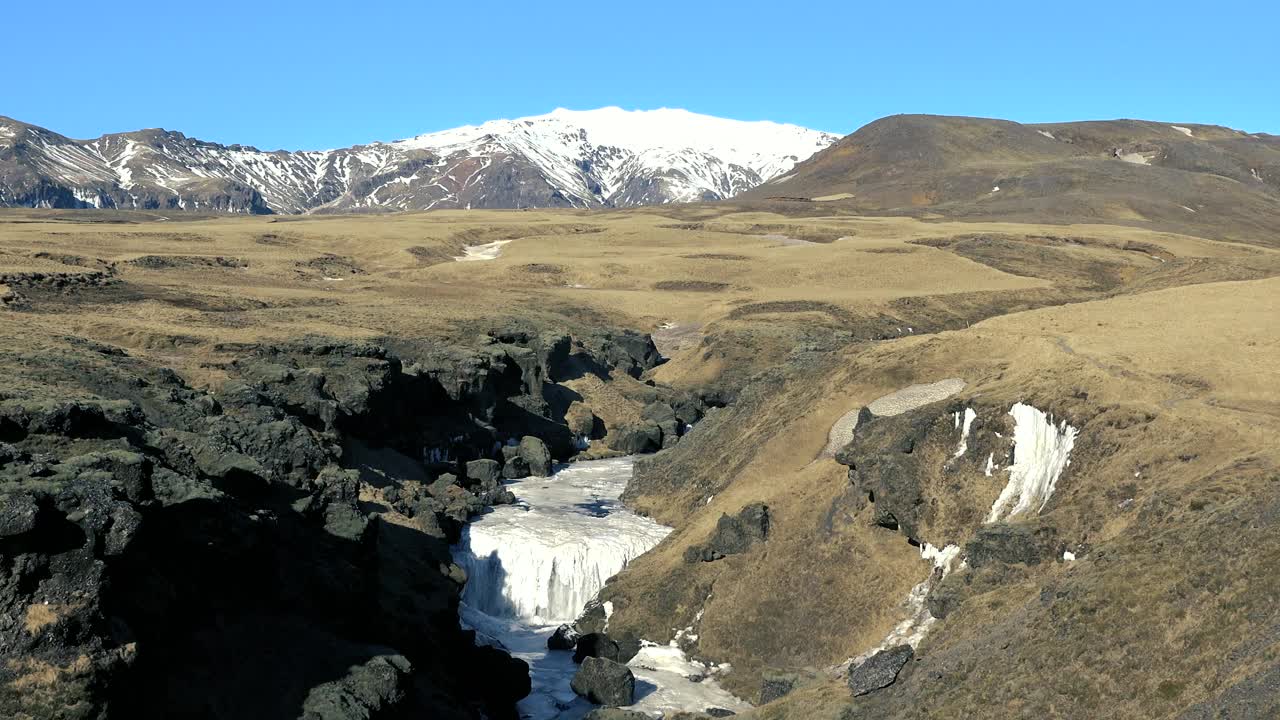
<box><xmin>454</xmin><ymin>457</ymin><xmax>670</xmax><ymax>624</ymax></box>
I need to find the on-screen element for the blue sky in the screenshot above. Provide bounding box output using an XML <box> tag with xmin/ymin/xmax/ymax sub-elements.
<box><xmin>8</xmin><ymin>0</ymin><xmax>1276</xmax><ymax>149</ymax></box>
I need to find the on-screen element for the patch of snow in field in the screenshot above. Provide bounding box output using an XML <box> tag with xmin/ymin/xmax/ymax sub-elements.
<box><xmin>991</xmin><ymin>186</ymin><xmax>1000</xmax><ymax>192</ymax></box>
<box><xmin>985</xmin><ymin>403</ymin><xmax>1077</xmax><ymax>523</ymax></box>
<box><xmin>454</xmin><ymin>239</ymin><xmax>513</xmax><ymax>262</ymax></box>
<box><xmin>1172</xmin><ymin>125</ymin><xmax>1194</xmax><ymax>137</ymax></box>
<box><xmin>1063</xmin><ymin>551</ymin><xmax>1077</xmax><ymax>561</ymax></box>
<box><xmin>1252</xmin><ymin>168</ymin><xmax>1264</xmax><ymax>182</ymax></box>
<box><xmin>952</xmin><ymin>408</ymin><xmax>977</xmax><ymax>458</ymax></box>
<box><xmin>825</xmin><ymin>379</ymin><xmax>967</xmax><ymax>457</ymax></box>
<box><xmin>1117</xmin><ymin>151</ymin><xmax>1151</xmax><ymax>165</ymax></box>
<box><xmin>1037</xmin><ymin>130</ymin><xmax>1056</xmax><ymax>140</ymax></box>
<box><xmin>1181</xmin><ymin>205</ymin><xmax>1197</xmax><ymax>213</ymax></box>
<box><xmin>984</xmin><ymin>453</ymin><xmax>996</xmax><ymax>476</ymax></box>
<box><xmin>868</xmin><ymin>378</ymin><xmax>966</xmax><ymax>417</ymax></box>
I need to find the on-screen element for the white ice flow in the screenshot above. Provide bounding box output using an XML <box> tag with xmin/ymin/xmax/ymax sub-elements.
<box><xmin>986</xmin><ymin>403</ymin><xmax>1078</xmax><ymax>523</ymax></box>
<box><xmin>454</xmin><ymin>457</ymin><xmax>746</xmax><ymax>718</ymax></box>
<box><xmin>454</xmin><ymin>239</ymin><xmax>512</xmax><ymax>262</ymax></box>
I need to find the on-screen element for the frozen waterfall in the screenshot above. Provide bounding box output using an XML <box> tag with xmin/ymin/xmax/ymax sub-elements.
<box><xmin>453</xmin><ymin>457</ymin><xmax>746</xmax><ymax>718</ymax></box>
<box><xmin>455</xmin><ymin>457</ymin><xmax>670</xmax><ymax>624</ymax></box>
<box><xmin>986</xmin><ymin>402</ymin><xmax>1078</xmax><ymax>522</ymax></box>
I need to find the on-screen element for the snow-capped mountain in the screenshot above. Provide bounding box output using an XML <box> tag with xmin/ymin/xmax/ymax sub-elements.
<box><xmin>0</xmin><ymin>108</ymin><xmax>838</xmax><ymax>214</ymax></box>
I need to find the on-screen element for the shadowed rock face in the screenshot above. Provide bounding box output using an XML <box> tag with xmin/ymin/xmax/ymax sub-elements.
<box><xmin>847</xmin><ymin>645</ymin><xmax>913</xmax><ymax>696</ymax></box>
<box><xmin>0</xmin><ymin>326</ymin><xmax>665</xmax><ymax>720</ymax></box>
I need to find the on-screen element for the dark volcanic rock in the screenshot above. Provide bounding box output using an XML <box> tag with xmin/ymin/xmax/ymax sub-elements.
<box><xmin>760</xmin><ymin>672</ymin><xmax>797</xmax><ymax>703</ymax></box>
<box><xmin>299</xmin><ymin>653</ymin><xmax>411</xmax><ymax>720</ymax></box>
<box><xmin>519</xmin><ymin>435</ymin><xmax>553</xmax><ymax>477</ymax></box>
<box><xmin>685</xmin><ymin>502</ymin><xmax>770</xmax><ymax>562</ymax></box>
<box><xmin>465</xmin><ymin>458</ymin><xmax>502</xmax><ymax>485</ymax></box>
<box><xmin>965</xmin><ymin>522</ymin><xmax>1057</xmax><ymax>568</ymax></box>
<box><xmin>501</xmin><ymin>444</ymin><xmax>530</xmax><ymax>479</ymax></box>
<box><xmin>549</xmin><ymin>624</ymin><xmax>581</xmax><ymax>651</ymax></box>
<box><xmin>571</xmin><ymin>656</ymin><xmax>636</xmax><ymax>707</ymax></box>
<box><xmin>574</xmin><ymin>632</ymin><xmax>621</xmax><ymax>663</ymax></box>
<box><xmin>607</xmin><ymin>422</ymin><xmax>663</xmax><ymax>454</ymax></box>
<box><xmin>835</xmin><ymin>408</ymin><xmax>939</xmax><ymax>539</ymax></box>
<box><xmin>847</xmin><ymin>645</ymin><xmax>913</xmax><ymax>696</ymax></box>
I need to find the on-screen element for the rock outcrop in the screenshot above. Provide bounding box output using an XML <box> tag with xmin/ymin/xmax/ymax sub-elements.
<box><xmin>0</xmin><ymin>326</ymin><xmax>669</xmax><ymax>720</ymax></box>
<box><xmin>847</xmin><ymin>645</ymin><xmax>913</xmax><ymax>696</ymax></box>
<box><xmin>684</xmin><ymin>503</ymin><xmax>771</xmax><ymax>562</ymax></box>
<box><xmin>571</xmin><ymin>656</ymin><xmax>636</xmax><ymax>707</ymax></box>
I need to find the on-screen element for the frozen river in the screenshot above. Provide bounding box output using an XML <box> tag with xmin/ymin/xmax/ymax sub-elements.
<box><xmin>453</xmin><ymin>457</ymin><xmax>748</xmax><ymax>719</ymax></box>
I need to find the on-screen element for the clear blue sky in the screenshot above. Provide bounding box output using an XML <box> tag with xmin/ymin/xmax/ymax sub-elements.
<box><xmin>8</xmin><ymin>0</ymin><xmax>1276</xmax><ymax>150</ymax></box>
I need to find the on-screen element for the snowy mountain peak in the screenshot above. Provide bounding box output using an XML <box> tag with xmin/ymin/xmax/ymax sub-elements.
<box><xmin>0</xmin><ymin>109</ymin><xmax>838</xmax><ymax>214</ymax></box>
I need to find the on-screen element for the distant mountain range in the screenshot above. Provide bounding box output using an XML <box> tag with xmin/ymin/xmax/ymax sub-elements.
<box><xmin>0</xmin><ymin>108</ymin><xmax>838</xmax><ymax>214</ymax></box>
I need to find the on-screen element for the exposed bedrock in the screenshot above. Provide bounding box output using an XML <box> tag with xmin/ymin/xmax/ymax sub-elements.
<box><xmin>0</xmin><ymin>325</ymin><xmax>672</xmax><ymax>719</ymax></box>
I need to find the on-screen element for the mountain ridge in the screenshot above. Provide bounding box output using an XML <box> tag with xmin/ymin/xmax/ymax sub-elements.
<box><xmin>0</xmin><ymin>109</ymin><xmax>838</xmax><ymax>215</ymax></box>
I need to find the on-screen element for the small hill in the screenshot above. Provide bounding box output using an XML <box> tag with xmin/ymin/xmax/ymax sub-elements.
<box><xmin>745</xmin><ymin>114</ymin><xmax>1280</xmax><ymax>246</ymax></box>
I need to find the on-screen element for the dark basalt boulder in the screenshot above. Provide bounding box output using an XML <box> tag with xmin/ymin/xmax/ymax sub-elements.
<box><xmin>965</xmin><ymin>522</ymin><xmax>1058</xmax><ymax>568</ymax></box>
<box><xmin>684</xmin><ymin>503</ymin><xmax>770</xmax><ymax>562</ymax></box>
<box><xmin>571</xmin><ymin>656</ymin><xmax>636</xmax><ymax>707</ymax></box>
<box><xmin>847</xmin><ymin>645</ymin><xmax>913</xmax><ymax>696</ymax></box>
<box><xmin>465</xmin><ymin>459</ymin><xmax>502</xmax><ymax>485</ymax></box>
<box><xmin>574</xmin><ymin>632</ymin><xmax>621</xmax><ymax>663</ymax></box>
<box><xmin>834</xmin><ymin>410</ymin><xmax>937</xmax><ymax>539</ymax></box>
<box><xmin>607</xmin><ymin>422</ymin><xmax>663</xmax><ymax>454</ymax></box>
<box><xmin>581</xmin><ymin>330</ymin><xmax>663</xmax><ymax>379</ymax></box>
<box><xmin>642</xmin><ymin>401</ymin><xmax>680</xmax><ymax>448</ymax></box>
<box><xmin>760</xmin><ymin>672</ymin><xmax>797</xmax><ymax>703</ymax></box>
<box><xmin>519</xmin><ymin>436</ymin><xmax>553</xmax><ymax>477</ymax></box>
<box><xmin>501</xmin><ymin>444</ymin><xmax>529</xmax><ymax>479</ymax></box>
<box><xmin>548</xmin><ymin>623</ymin><xmax>581</xmax><ymax>651</ymax></box>
<box><xmin>0</xmin><ymin>493</ymin><xmax>39</xmax><ymax>537</ymax></box>
<box><xmin>299</xmin><ymin>654</ymin><xmax>412</xmax><ymax>720</ymax></box>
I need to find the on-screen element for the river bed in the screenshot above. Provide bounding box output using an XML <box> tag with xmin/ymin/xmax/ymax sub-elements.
<box><xmin>453</xmin><ymin>457</ymin><xmax>748</xmax><ymax>719</ymax></box>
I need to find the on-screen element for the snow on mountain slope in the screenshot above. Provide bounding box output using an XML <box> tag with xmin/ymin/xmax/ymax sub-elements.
<box><xmin>0</xmin><ymin>109</ymin><xmax>838</xmax><ymax>214</ymax></box>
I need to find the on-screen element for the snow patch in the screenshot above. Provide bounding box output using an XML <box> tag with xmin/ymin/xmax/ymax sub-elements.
<box><xmin>454</xmin><ymin>239</ymin><xmax>512</xmax><ymax>262</ymax></box>
<box><xmin>1037</xmin><ymin>130</ymin><xmax>1056</xmax><ymax>140</ymax></box>
<box><xmin>952</xmin><ymin>408</ymin><xmax>977</xmax><ymax>458</ymax></box>
<box><xmin>1063</xmin><ymin>550</ymin><xmax>1077</xmax><ymax>561</ymax></box>
<box><xmin>985</xmin><ymin>403</ymin><xmax>1077</xmax><ymax>523</ymax></box>
<box><xmin>1171</xmin><ymin>125</ymin><xmax>1194</xmax><ymax>137</ymax></box>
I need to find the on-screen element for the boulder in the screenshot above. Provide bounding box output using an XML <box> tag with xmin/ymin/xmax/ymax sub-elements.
<box><xmin>566</xmin><ymin>402</ymin><xmax>602</xmax><ymax>439</ymax></box>
<box><xmin>641</xmin><ymin>401</ymin><xmax>680</xmax><ymax>447</ymax></box>
<box><xmin>0</xmin><ymin>493</ymin><xmax>40</xmax><ymax>537</ymax></box>
<box><xmin>299</xmin><ymin>654</ymin><xmax>411</xmax><ymax>720</ymax></box>
<box><xmin>607</xmin><ymin>422</ymin><xmax>663</xmax><ymax>454</ymax></box>
<box><xmin>847</xmin><ymin>645</ymin><xmax>913</xmax><ymax>696</ymax></box>
<box><xmin>548</xmin><ymin>623</ymin><xmax>581</xmax><ymax>651</ymax></box>
<box><xmin>519</xmin><ymin>436</ymin><xmax>553</xmax><ymax>477</ymax></box>
<box><xmin>686</xmin><ymin>503</ymin><xmax>770</xmax><ymax>562</ymax></box>
<box><xmin>465</xmin><ymin>458</ymin><xmax>502</xmax><ymax>485</ymax></box>
<box><xmin>574</xmin><ymin>632</ymin><xmax>621</xmax><ymax>663</ymax></box>
<box><xmin>501</xmin><ymin>444</ymin><xmax>529</xmax><ymax>479</ymax></box>
<box><xmin>965</xmin><ymin>522</ymin><xmax>1057</xmax><ymax>568</ymax></box>
<box><xmin>760</xmin><ymin>672</ymin><xmax>796</xmax><ymax>703</ymax></box>
<box><xmin>571</xmin><ymin>656</ymin><xmax>635</xmax><ymax>707</ymax></box>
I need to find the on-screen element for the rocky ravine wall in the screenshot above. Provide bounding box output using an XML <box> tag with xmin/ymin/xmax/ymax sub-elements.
<box><xmin>0</xmin><ymin>327</ymin><xmax>697</xmax><ymax>720</ymax></box>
